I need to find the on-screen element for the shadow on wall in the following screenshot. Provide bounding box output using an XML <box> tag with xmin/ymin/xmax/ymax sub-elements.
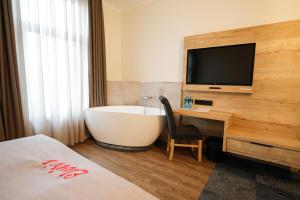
<box><xmin>107</xmin><ymin>81</ymin><xmax>182</xmax><ymax>109</ymax></box>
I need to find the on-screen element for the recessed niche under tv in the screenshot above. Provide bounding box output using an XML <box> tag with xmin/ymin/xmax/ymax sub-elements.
<box><xmin>184</xmin><ymin>43</ymin><xmax>256</xmax><ymax>93</ymax></box>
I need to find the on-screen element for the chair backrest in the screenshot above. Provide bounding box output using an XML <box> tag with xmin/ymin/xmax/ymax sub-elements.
<box><xmin>159</xmin><ymin>96</ymin><xmax>176</xmax><ymax>136</ymax></box>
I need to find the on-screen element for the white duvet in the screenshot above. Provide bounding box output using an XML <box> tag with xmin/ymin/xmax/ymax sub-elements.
<box><xmin>0</xmin><ymin>135</ymin><xmax>158</xmax><ymax>200</ymax></box>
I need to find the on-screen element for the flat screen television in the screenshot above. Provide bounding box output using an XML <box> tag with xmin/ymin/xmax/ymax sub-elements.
<box><xmin>186</xmin><ymin>43</ymin><xmax>256</xmax><ymax>86</ymax></box>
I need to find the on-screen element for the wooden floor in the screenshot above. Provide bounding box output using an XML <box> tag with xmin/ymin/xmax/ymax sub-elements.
<box><xmin>72</xmin><ymin>139</ymin><xmax>215</xmax><ymax>200</ymax></box>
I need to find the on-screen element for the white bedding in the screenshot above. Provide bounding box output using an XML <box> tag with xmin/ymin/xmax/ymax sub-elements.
<box><xmin>0</xmin><ymin>135</ymin><xmax>158</xmax><ymax>200</ymax></box>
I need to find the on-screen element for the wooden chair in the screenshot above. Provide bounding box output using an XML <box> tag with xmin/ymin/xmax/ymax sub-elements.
<box><xmin>159</xmin><ymin>96</ymin><xmax>203</xmax><ymax>162</ymax></box>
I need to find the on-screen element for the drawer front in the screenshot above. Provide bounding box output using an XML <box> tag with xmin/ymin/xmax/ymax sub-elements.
<box><xmin>226</xmin><ymin>138</ymin><xmax>300</xmax><ymax>168</ymax></box>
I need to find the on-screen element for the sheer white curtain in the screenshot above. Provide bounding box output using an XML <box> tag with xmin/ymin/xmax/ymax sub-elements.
<box><xmin>12</xmin><ymin>0</ymin><xmax>89</xmax><ymax>145</ymax></box>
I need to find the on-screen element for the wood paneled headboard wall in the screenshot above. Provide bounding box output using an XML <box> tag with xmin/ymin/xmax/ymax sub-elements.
<box><xmin>182</xmin><ymin>20</ymin><xmax>300</xmax><ymax>134</ymax></box>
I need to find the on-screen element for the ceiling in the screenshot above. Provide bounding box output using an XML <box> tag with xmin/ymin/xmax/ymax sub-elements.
<box><xmin>104</xmin><ymin>0</ymin><xmax>155</xmax><ymax>11</ymax></box>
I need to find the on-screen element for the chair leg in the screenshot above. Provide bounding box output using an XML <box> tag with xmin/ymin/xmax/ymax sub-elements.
<box><xmin>169</xmin><ymin>139</ymin><xmax>175</xmax><ymax>161</ymax></box>
<box><xmin>198</xmin><ymin>140</ymin><xmax>202</xmax><ymax>162</ymax></box>
<box><xmin>167</xmin><ymin>136</ymin><xmax>170</xmax><ymax>152</ymax></box>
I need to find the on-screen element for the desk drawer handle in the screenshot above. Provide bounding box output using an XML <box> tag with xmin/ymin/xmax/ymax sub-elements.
<box><xmin>250</xmin><ymin>142</ymin><xmax>273</xmax><ymax>148</ymax></box>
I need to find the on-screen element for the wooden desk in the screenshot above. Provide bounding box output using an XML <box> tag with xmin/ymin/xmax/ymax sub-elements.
<box><xmin>174</xmin><ymin>108</ymin><xmax>300</xmax><ymax>170</ymax></box>
<box><xmin>174</xmin><ymin>108</ymin><xmax>233</xmax><ymax>151</ymax></box>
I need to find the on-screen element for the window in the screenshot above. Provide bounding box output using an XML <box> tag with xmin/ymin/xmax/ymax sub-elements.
<box><xmin>13</xmin><ymin>0</ymin><xmax>89</xmax><ymax>144</ymax></box>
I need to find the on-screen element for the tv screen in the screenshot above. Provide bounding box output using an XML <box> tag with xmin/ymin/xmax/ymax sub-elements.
<box><xmin>186</xmin><ymin>43</ymin><xmax>256</xmax><ymax>86</ymax></box>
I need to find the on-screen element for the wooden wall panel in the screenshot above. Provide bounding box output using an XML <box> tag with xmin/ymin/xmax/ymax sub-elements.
<box><xmin>182</xmin><ymin>20</ymin><xmax>300</xmax><ymax>133</ymax></box>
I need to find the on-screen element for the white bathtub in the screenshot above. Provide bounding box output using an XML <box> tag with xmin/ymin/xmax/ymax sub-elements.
<box><xmin>84</xmin><ymin>106</ymin><xmax>165</xmax><ymax>151</ymax></box>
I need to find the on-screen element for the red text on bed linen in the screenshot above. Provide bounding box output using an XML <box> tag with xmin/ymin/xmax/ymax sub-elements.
<box><xmin>42</xmin><ymin>160</ymin><xmax>89</xmax><ymax>179</ymax></box>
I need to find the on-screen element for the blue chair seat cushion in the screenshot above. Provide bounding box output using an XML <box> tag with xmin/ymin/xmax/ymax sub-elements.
<box><xmin>173</xmin><ymin>125</ymin><xmax>203</xmax><ymax>140</ymax></box>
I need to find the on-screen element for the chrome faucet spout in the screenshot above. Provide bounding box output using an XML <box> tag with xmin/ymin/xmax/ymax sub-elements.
<box><xmin>140</xmin><ymin>96</ymin><xmax>153</xmax><ymax>109</ymax></box>
<box><xmin>141</xmin><ymin>96</ymin><xmax>152</xmax><ymax>100</ymax></box>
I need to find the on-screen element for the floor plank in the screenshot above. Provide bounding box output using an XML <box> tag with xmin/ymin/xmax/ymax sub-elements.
<box><xmin>72</xmin><ymin>139</ymin><xmax>215</xmax><ymax>200</ymax></box>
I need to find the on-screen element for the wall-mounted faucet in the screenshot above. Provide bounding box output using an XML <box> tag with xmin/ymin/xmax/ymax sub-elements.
<box><xmin>141</xmin><ymin>96</ymin><xmax>153</xmax><ymax>101</ymax></box>
<box><xmin>141</xmin><ymin>96</ymin><xmax>153</xmax><ymax>114</ymax></box>
<box><xmin>141</xmin><ymin>96</ymin><xmax>153</xmax><ymax>109</ymax></box>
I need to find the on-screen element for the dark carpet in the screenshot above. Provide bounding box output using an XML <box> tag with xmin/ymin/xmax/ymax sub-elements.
<box><xmin>199</xmin><ymin>156</ymin><xmax>300</xmax><ymax>200</ymax></box>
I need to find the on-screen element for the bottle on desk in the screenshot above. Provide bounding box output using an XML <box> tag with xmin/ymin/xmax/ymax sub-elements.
<box><xmin>183</xmin><ymin>96</ymin><xmax>193</xmax><ymax>109</ymax></box>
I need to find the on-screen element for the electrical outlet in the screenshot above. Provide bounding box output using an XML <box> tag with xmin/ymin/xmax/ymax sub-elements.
<box><xmin>194</xmin><ymin>99</ymin><xmax>213</xmax><ymax>106</ymax></box>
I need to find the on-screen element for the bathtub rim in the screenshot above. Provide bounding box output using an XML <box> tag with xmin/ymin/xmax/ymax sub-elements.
<box><xmin>85</xmin><ymin>105</ymin><xmax>165</xmax><ymax>117</ymax></box>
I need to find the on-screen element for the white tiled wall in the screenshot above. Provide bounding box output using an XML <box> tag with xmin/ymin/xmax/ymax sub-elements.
<box><xmin>107</xmin><ymin>81</ymin><xmax>182</xmax><ymax>109</ymax></box>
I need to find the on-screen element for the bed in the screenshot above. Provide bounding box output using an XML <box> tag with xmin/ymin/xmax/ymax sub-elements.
<box><xmin>0</xmin><ymin>135</ymin><xmax>158</xmax><ymax>200</ymax></box>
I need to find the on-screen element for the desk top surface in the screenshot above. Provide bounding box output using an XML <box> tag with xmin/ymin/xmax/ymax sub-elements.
<box><xmin>174</xmin><ymin>108</ymin><xmax>232</xmax><ymax>122</ymax></box>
